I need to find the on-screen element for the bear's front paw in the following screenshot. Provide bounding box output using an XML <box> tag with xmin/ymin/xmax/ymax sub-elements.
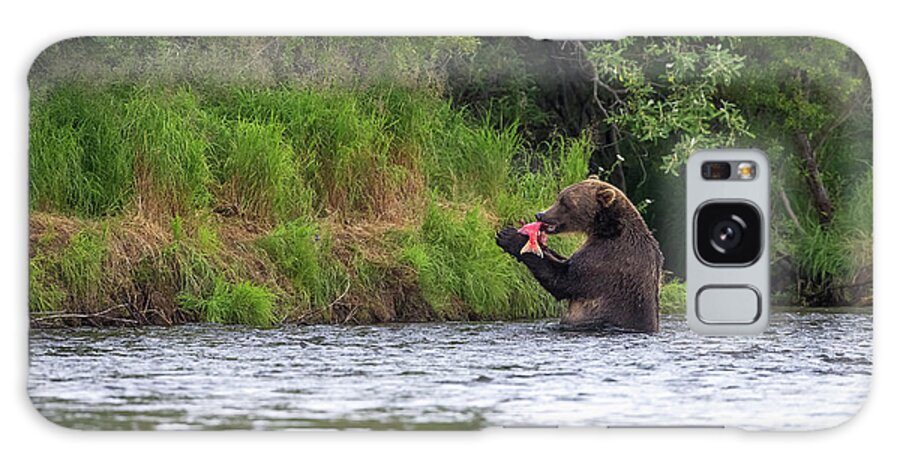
<box><xmin>496</xmin><ymin>227</ymin><xmax>528</xmax><ymax>257</ymax></box>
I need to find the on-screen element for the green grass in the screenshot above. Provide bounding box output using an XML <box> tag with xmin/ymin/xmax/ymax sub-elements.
<box><xmin>554</xmin><ymin>132</ymin><xmax>594</xmax><ymax>188</ymax></box>
<box><xmin>495</xmin><ymin>131</ymin><xmax>594</xmax><ymax>225</ymax></box>
<box><xmin>124</xmin><ymin>88</ymin><xmax>213</xmax><ymax>215</ymax></box>
<box><xmin>163</xmin><ymin>216</ymin><xmax>221</xmax><ymax>300</ymax></box>
<box><xmin>29</xmin><ymin>83</ymin><xmax>584</xmax><ymax>224</ymax></box>
<box><xmin>256</xmin><ymin>219</ymin><xmax>348</xmax><ymax>314</ymax></box>
<box><xmin>659</xmin><ymin>277</ymin><xmax>686</xmax><ymax>314</ymax></box>
<box><xmin>29</xmin><ymin>86</ymin><xmax>133</xmax><ymax>216</ymax></box>
<box><xmin>178</xmin><ymin>279</ymin><xmax>277</xmax><ymax>327</ymax></box>
<box><xmin>447</xmin><ymin>119</ymin><xmax>522</xmax><ymax>200</ymax></box>
<box><xmin>216</xmin><ymin>120</ymin><xmax>311</xmax><ymax>221</ymax></box>
<box><xmin>29</xmin><ymin>258</ymin><xmax>65</xmax><ymax>314</ymax></box>
<box><xmin>215</xmin><ymin>87</ymin><xmax>415</xmax><ymax>216</ymax></box>
<box><xmin>790</xmin><ymin>170</ymin><xmax>873</xmax><ymax>303</ymax></box>
<box><xmin>195</xmin><ymin>223</ymin><xmax>220</xmax><ymax>255</ymax></box>
<box><xmin>55</xmin><ymin>229</ymin><xmax>107</xmax><ymax>306</ymax></box>
<box><xmin>400</xmin><ymin>199</ymin><xmax>560</xmax><ymax>320</ymax></box>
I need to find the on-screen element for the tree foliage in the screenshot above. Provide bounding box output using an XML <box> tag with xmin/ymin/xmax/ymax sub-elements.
<box><xmin>587</xmin><ymin>37</ymin><xmax>751</xmax><ymax>173</ymax></box>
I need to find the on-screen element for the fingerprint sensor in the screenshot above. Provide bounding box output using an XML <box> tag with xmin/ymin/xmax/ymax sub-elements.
<box><xmin>696</xmin><ymin>286</ymin><xmax>761</xmax><ymax>324</ymax></box>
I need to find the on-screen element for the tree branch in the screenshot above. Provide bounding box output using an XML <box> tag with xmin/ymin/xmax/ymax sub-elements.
<box><xmin>778</xmin><ymin>187</ymin><xmax>805</xmax><ymax>234</ymax></box>
<box><xmin>796</xmin><ymin>132</ymin><xmax>834</xmax><ymax>227</ymax></box>
<box><xmin>573</xmin><ymin>41</ymin><xmax>626</xmax><ymax>108</ymax></box>
<box><xmin>32</xmin><ymin>304</ymin><xmax>137</xmax><ymax>325</ymax></box>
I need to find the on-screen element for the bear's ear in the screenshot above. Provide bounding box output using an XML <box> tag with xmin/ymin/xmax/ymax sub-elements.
<box><xmin>594</xmin><ymin>187</ymin><xmax>622</xmax><ymax>238</ymax></box>
<box><xmin>596</xmin><ymin>188</ymin><xmax>617</xmax><ymax>208</ymax></box>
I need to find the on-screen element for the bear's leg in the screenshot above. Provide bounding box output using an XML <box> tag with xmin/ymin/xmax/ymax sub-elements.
<box><xmin>517</xmin><ymin>253</ymin><xmax>572</xmax><ymax>301</ymax></box>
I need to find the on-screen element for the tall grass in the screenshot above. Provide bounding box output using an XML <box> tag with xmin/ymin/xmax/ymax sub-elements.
<box><xmin>217</xmin><ymin>87</ymin><xmax>415</xmax><ymax>216</ymax></box>
<box><xmin>55</xmin><ymin>229</ymin><xmax>107</xmax><ymax>306</ymax></box>
<box><xmin>29</xmin><ymin>86</ymin><xmax>133</xmax><ymax>216</ymax></box>
<box><xmin>400</xmin><ymin>200</ymin><xmax>560</xmax><ymax>320</ymax></box>
<box><xmin>30</xmin><ymin>84</ymin><xmax>566</xmax><ymax>222</ymax></box>
<box><xmin>216</xmin><ymin>120</ymin><xmax>311</xmax><ymax>221</ymax></box>
<box><xmin>178</xmin><ymin>279</ymin><xmax>277</xmax><ymax>327</ymax></box>
<box><xmin>495</xmin><ymin>131</ymin><xmax>594</xmax><ymax>225</ymax></box>
<box><xmin>792</xmin><ymin>170</ymin><xmax>873</xmax><ymax>303</ymax></box>
<box><xmin>256</xmin><ymin>219</ymin><xmax>348</xmax><ymax>313</ymax></box>
<box><xmin>124</xmin><ymin>88</ymin><xmax>213</xmax><ymax>216</ymax></box>
<box><xmin>448</xmin><ymin>122</ymin><xmax>522</xmax><ymax>200</ymax></box>
<box><xmin>418</xmin><ymin>110</ymin><xmax>523</xmax><ymax>201</ymax></box>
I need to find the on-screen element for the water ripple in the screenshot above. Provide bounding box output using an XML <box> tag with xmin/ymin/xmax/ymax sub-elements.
<box><xmin>28</xmin><ymin>311</ymin><xmax>872</xmax><ymax>430</ymax></box>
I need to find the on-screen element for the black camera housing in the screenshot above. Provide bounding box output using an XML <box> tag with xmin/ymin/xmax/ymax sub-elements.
<box><xmin>694</xmin><ymin>201</ymin><xmax>763</xmax><ymax>266</ymax></box>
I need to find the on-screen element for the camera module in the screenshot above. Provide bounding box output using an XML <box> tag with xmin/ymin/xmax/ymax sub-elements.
<box><xmin>695</xmin><ymin>202</ymin><xmax>762</xmax><ymax>265</ymax></box>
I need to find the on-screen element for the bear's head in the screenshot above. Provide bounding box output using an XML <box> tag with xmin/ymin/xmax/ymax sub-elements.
<box><xmin>535</xmin><ymin>176</ymin><xmax>630</xmax><ymax>239</ymax></box>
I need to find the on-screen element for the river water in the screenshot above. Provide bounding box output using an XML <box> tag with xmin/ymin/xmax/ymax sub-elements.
<box><xmin>28</xmin><ymin>309</ymin><xmax>872</xmax><ymax>431</ymax></box>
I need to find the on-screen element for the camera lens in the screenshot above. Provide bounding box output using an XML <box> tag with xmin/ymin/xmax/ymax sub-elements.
<box><xmin>695</xmin><ymin>202</ymin><xmax>762</xmax><ymax>265</ymax></box>
<box><xmin>710</xmin><ymin>218</ymin><xmax>743</xmax><ymax>251</ymax></box>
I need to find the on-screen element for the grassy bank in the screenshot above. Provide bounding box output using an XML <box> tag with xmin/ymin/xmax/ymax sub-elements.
<box><xmin>29</xmin><ymin>83</ymin><xmax>684</xmax><ymax>327</ymax></box>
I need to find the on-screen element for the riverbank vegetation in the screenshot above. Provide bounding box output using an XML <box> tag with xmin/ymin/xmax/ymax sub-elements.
<box><xmin>28</xmin><ymin>37</ymin><xmax>871</xmax><ymax>327</ymax></box>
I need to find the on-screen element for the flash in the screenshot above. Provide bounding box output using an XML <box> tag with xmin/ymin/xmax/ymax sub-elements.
<box><xmin>737</xmin><ymin>162</ymin><xmax>756</xmax><ymax>180</ymax></box>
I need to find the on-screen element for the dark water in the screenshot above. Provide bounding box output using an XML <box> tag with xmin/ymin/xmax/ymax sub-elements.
<box><xmin>28</xmin><ymin>309</ymin><xmax>872</xmax><ymax>431</ymax></box>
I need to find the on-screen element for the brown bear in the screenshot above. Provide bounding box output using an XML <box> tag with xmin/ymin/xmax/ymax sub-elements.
<box><xmin>496</xmin><ymin>177</ymin><xmax>663</xmax><ymax>333</ymax></box>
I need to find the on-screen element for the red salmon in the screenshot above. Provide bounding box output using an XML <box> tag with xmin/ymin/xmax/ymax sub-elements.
<box><xmin>517</xmin><ymin>221</ymin><xmax>548</xmax><ymax>258</ymax></box>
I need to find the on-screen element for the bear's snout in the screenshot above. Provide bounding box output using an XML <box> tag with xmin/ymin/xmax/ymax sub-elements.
<box><xmin>535</xmin><ymin>212</ymin><xmax>545</xmax><ymax>222</ymax></box>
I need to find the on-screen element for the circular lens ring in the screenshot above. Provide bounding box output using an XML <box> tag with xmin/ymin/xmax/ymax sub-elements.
<box><xmin>694</xmin><ymin>201</ymin><xmax>763</xmax><ymax>266</ymax></box>
<box><xmin>709</xmin><ymin>218</ymin><xmax>744</xmax><ymax>252</ymax></box>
